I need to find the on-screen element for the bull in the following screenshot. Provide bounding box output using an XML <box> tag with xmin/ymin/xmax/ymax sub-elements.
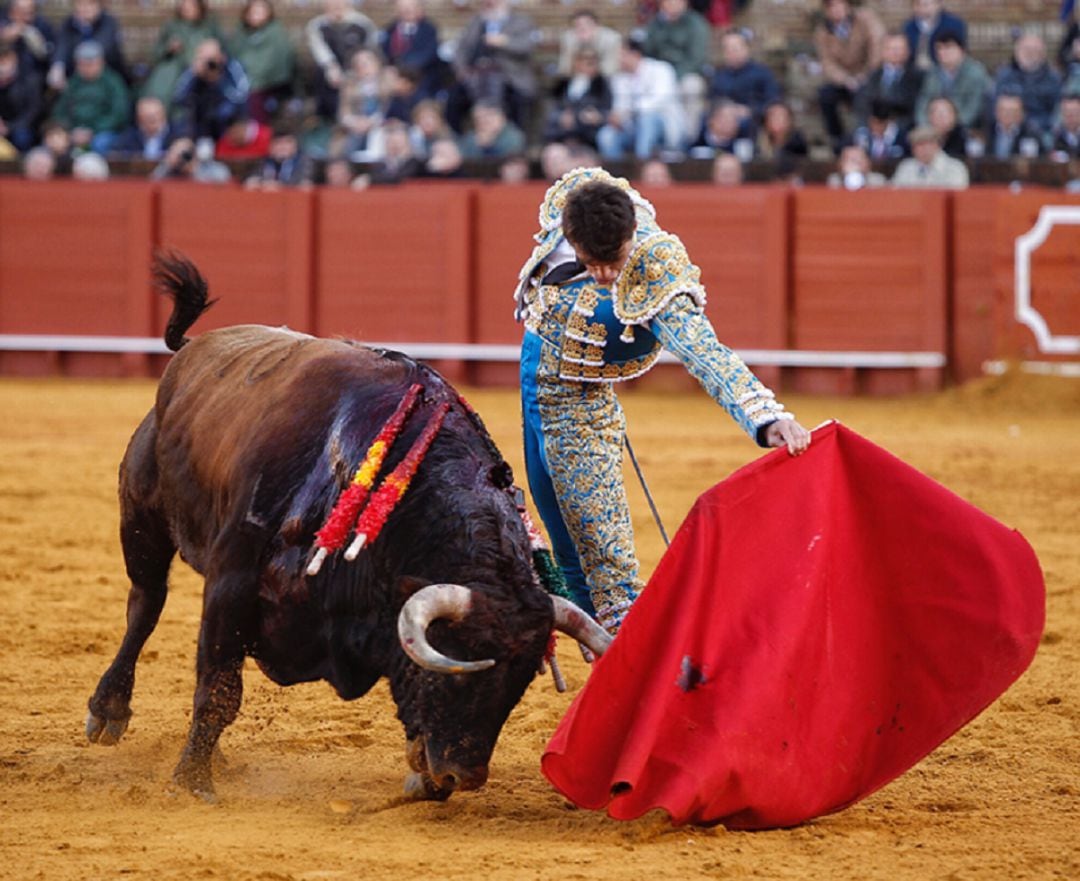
<box><xmin>86</xmin><ymin>254</ymin><xmax>610</xmax><ymax>802</ymax></box>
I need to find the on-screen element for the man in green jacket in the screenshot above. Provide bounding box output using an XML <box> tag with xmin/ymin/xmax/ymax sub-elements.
<box><xmin>643</xmin><ymin>0</ymin><xmax>710</xmax><ymax>147</ymax></box>
<box><xmin>914</xmin><ymin>29</ymin><xmax>990</xmax><ymax>131</ymax></box>
<box><xmin>51</xmin><ymin>40</ymin><xmax>129</xmax><ymax>154</ymax></box>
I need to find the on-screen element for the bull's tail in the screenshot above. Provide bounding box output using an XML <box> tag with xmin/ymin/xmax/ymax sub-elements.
<box><xmin>153</xmin><ymin>251</ymin><xmax>216</xmax><ymax>352</ymax></box>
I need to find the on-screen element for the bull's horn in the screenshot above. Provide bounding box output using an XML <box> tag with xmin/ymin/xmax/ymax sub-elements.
<box><xmin>551</xmin><ymin>596</ymin><xmax>613</xmax><ymax>658</ymax></box>
<box><xmin>397</xmin><ymin>584</ymin><xmax>496</xmax><ymax>674</ymax></box>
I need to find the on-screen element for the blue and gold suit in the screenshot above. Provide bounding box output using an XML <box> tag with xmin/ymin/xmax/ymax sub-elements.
<box><xmin>516</xmin><ymin>167</ymin><xmax>794</xmax><ymax>633</ymax></box>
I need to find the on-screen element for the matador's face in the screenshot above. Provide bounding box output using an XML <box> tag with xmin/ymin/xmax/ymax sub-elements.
<box><xmin>569</xmin><ymin>237</ymin><xmax>633</xmax><ymax>287</ymax></box>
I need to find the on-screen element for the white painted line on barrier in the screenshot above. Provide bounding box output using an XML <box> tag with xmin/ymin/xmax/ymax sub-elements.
<box><xmin>0</xmin><ymin>334</ymin><xmax>946</xmax><ymax>369</ymax></box>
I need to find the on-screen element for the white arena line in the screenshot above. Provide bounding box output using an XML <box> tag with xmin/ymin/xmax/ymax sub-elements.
<box><xmin>0</xmin><ymin>335</ymin><xmax>946</xmax><ymax>369</ymax></box>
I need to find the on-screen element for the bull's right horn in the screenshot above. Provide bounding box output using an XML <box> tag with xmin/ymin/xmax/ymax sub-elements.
<box><xmin>398</xmin><ymin>583</ymin><xmax>497</xmax><ymax>674</ymax></box>
<box><xmin>551</xmin><ymin>596</ymin><xmax>613</xmax><ymax>658</ymax></box>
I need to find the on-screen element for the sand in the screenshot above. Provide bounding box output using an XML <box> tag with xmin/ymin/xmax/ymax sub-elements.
<box><xmin>0</xmin><ymin>371</ymin><xmax>1077</xmax><ymax>881</ymax></box>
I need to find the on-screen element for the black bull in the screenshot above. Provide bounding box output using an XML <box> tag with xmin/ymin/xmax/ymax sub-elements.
<box><xmin>86</xmin><ymin>255</ymin><xmax>610</xmax><ymax>801</ymax></box>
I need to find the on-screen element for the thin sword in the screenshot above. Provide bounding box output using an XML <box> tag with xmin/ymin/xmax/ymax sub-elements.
<box><xmin>624</xmin><ymin>434</ymin><xmax>670</xmax><ymax>548</ymax></box>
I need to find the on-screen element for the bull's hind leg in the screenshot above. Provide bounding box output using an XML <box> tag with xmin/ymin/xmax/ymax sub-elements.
<box><xmin>87</xmin><ymin>508</ymin><xmax>175</xmax><ymax>746</ymax></box>
<box><xmin>173</xmin><ymin>564</ymin><xmax>257</xmax><ymax>801</ymax></box>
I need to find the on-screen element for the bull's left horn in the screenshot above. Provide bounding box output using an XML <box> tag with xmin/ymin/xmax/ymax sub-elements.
<box><xmin>551</xmin><ymin>596</ymin><xmax>613</xmax><ymax>658</ymax></box>
<box><xmin>398</xmin><ymin>584</ymin><xmax>496</xmax><ymax>674</ymax></box>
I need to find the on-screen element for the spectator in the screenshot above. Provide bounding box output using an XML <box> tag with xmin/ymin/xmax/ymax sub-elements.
<box><xmin>337</xmin><ymin>47</ymin><xmax>385</xmax><ymax>158</ymax></box>
<box><xmin>1050</xmin><ymin>93</ymin><xmax>1080</xmax><ymax>159</ymax></box>
<box><xmin>459</xmin><ymin>97</ymin><xmax>525</xmax><ymax>160</ymax></box>
<box><xmin>228</xmin><ymin>0</ymin><xmax>295</xmax><ymax>123</ymax></box>
<box><xmin>557</xmin><ymin>10</ymin><xmax>621</xmax><ymax>79</ymax></box>
<box><xmin>407</xmin><ymin>97</ymin><xmax>451</xmax><ymax>158</ymax></box>
<box><xmin>150</xmin><ymin>135</ymin><xmax>231</xmax><ymax>182</ymax></box>
<box><xmin>643</xmin><ymin>0</ymin><xmax>710</xmax><ymax>142</ymax></box>
<box><xmin>993</xmin><ymin>34</ymin><xmax>1061</xmax><ymax>137</ymax></box>
<box><xmin>21</xmin><ymin>142</ymin><xmax>52</xmax><ymax>178</ymax></box>
<box><xmin>142</xmin><ymin>0</ymin><xmax>224</xmax><ymax>106</ymax></box>
<box><xmin>0</xmin><ymin>0</ymin><xmax>54</xmax><ymax>78</ymax></box>
<box><xmin>692</xmin><ymin>100</ymin><xmax>754</xmax><ymax>159</ymax></box>
<box><xmin>709</xmin><ymin>28</ymin><xmax>780</xmax><ymax>128</ymax></box>
<box><xmin>542</xmin><ymin>46</ymin><xmax>612</xmax><ymax>149</ymax></box>
<box><xmin>71</xmin><ymin>149</ymin><xmax>108</xmax><ymax>180</ymax></box>
<box><xmin>638</xmin><ymin>156</ymin><xmax>673</xmax><ymax>186</ymax></box>
<box><xmin>379</xmin><ymin>0</ymin><xmax>443</xmax><ymax>100</ymax></box>
<box><xmin>450</xmin><ymin>0</ymin><xmax>538</xmax><ymax>132</ymax></box>
<box><xmin>596</xmin><ymin>36</ymin><xmax>683</xmax><ymax>160</ymax></box>
<box><xmin>711</xmin><ymin>151</ymin><xmax>743</xmax><ymax>186</ymax></box>
<box><xmin>756</xmin><ymin>100</ymin><xmax>809</xmax><ymax>162</ymax></box>
<box><xmin>113</xmin><ymin>95</ymin><xmax>174</xmax><ymax>160</ymax></box>
<box><xmin>498</xmin><ymin>153</ymin><xmax>529</xmax><ymax>183</ymax></box>
<box><xmin>246</xmin><ymin>126</ymin><xmax>312</xmax><ymax>188</ymax></box>
<box><xmin>914</xmin><ymin>30</ymin><xmax>990</xmax><ymax>131</ymax></box>
<box><xmin>322</xmin><ymin>156</ymin><xmax>354</xmax><ymax>186</ymax></box>
<box><xmin>925</xmin><ymin>95</ymin><xmax>967</xmax><ymax>158</ymax></box>
<box><xmin>383</xmin><ymin>64</ymin><xmax>425</xmax><ymax>124</ymax></box>
<box><xmin>41</xmin><ymin>120</ymin><xmax>72</xmax><ymax>173</ymax></box>
<box><xmin>853</xmin><ymin>99</ymin><xmax>908</xmax><ymax>160</ymax></box>
<box><xmin>48</xmin><ymin>0</ymin><xmax>126</xmax><ymax>90</ymax></box>
<box><xmin>892</xmin><ymin>124</ymin><xmax>968</xmax><ymax>187</ymax></box>
<box><xmin>171</xmin><ymin>38</ymin><xmax>250</xmax><ymax>142</ymax></box>
<box><xmin>857</xmin><ymin>32</ymin><xmax>923</xmax><ymax>132</ymax></box>
<box><xmin>985</xmin><ymin>93</ymin><xmax>1043</xmax><ymax>160</ymax></box>
<box><xmin>827</xmin><ymin>143</ymin><xmax>887</xmax><ymax>189</ymax></box>
<box><xmin>539</xmin><ymin>138</ymin><xmax>599</xmax><ymax>180</ymax></box>
<box><xmin>306</xmin><ymin>0</ymin><xmax>378</xmax><ymax>120</ymax></box>
<box><xmin>363</xmin><ymin>118</ymin><xmax>423</xmax><ymax>184</ymax></box>
<box><xmin>902</xmin><ymin>0</ymin><xmax>966</xmax><ymax>71</ymax></box>
<box><xmin>0</xmin><ymin>38</ymin><xmax>40</xmax><ymax>151</ymax></box>
<box><xmin>814</xmin><ymin>0</ymin><xmax>886</xmax><ymax>152</ymax></box>
<box><xmin>50</xmin><ymin>40</ymin><xmax>128</xmax><ymax>155</ymax></box>
<box><xmin>215</xmin><ymin>112</ymin><xmax>271</xmax><ymax>159</ymax></box>
<box><xmin>1060</xmin><ymin>17</ymin><xmax>1079</xmax><ymax>91</ymax></box>
<box><xmin>422</xmin><ymin>134</ymin><xmax>465</xmax><ymax>179</ymax></box>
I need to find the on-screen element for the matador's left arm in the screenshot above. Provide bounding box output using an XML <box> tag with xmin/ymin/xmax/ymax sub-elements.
<box><xmin>650</xmin><ymin>294</ymin><xmax>794</xmax><ymax>446</ymax></box>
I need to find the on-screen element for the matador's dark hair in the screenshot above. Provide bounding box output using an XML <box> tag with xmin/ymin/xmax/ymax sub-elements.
<box><xmin>562</xmin><ymin>181</ymin><xmax>636</xmax><ymax>263</ymax></box>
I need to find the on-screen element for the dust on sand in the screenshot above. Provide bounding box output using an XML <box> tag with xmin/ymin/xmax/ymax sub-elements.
<box><xmin>0</xmin><ymin>371</ymin><xmax>1076</xmax><ymax>881</ymax></box>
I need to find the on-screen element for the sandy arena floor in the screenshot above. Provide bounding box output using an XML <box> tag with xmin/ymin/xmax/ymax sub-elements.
<box><xmin>0</xmin><ymin>371</ymin><xmax>1077</xmax><ymax>881</ymax></box>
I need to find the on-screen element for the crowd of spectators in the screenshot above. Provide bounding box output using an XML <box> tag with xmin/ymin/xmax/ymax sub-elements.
<box><xmin>1</xmin><ymin>0</ymin><xmax>1079</xmax><ymax>189</ymax></box>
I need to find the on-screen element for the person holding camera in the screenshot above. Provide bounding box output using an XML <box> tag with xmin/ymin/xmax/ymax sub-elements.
<box><xmin>170</xmin><ymin>37</ymin><xmax>249</xmax><ymax>142</ymax></box>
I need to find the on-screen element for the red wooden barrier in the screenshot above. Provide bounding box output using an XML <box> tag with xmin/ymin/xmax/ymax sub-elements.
<box><xmin>0</xmin><ymin>178</ymin><xmax>154</xmax><ymax>376</ymax></box>
<box><xmin>157</xmin><ymin>184</ymin><xmax>314</xmax><ymax>333</ymax></box>
<box><xmin>791</xmin><ymin>188</ymin><xmax>949</xmax><ymax>395</ymax></box>
<box><xmin>951</xmin><ymin>189</ymin><xmax>1002</xmax><ymax>382</ymax></box>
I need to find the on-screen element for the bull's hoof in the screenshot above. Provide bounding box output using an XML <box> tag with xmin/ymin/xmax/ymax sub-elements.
<box><xmin>403</xmin><ymin>771</ymin><xmax>452</xmax><ymax>802</ymax></box>
<box><xmin>85</xmin><ymin>711</ymin><xmax>129</xmax><ymax>746</ymax></box>
<box><xmin>173</xmin><ymin>762</ymin><xmax>217</xmax><ymax>804</ymax></box>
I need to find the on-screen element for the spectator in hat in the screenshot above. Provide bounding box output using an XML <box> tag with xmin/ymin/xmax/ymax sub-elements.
<box><xmin>892</xmin><ymin>123</ymin><xmax>968</xmax><ymax>187</ymax></box>
<box><xmin>171</xmin><ymin>37</ymin><xmax>250</xmax><ymax>142</ymax></box>
<box><xmin>914</xmin><ymin>29</ymin><xmax>990</xmax><ymax>131</ymax></box>
<box><xmin>0</xmin><ymin>38</ymin><xmax>41</xmax><ymax>152</ymax></box>
<box><xmin>48</xmin><ymin>0</ymin><xmax>127</xmax><ymax>90</ymax></box>
<box><xmin>902</xmin><ymin>0</ymin><xmax>966</xmax><ymax>71</ymax></box>
<box><xmin>49</xmin><ymin>40</ymin><xmax>129</xmax><ymax>155</ymax></box>
<box><xmin>993</xmin><ymin>33</ymin><xmax>1061</xmax><ymax>137</ymax></box>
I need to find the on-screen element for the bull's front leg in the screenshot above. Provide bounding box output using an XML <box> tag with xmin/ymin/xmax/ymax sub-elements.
<box><xmin>174</xmin><ymin>567</ymin><xmax>256</xmax><ymax>802</ymax></box>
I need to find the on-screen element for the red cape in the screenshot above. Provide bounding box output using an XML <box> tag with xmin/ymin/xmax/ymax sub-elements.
<box><xmin>542</xmin><ymin>423</ymin><xmax>1044</xmax><ymax>828</ymax></box>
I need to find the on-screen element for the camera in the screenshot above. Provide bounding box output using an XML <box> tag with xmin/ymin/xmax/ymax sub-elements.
<box><xmin>205</xmin><ymin>58</ymin><xmax>221</xmax><ymax>73</ymax></box>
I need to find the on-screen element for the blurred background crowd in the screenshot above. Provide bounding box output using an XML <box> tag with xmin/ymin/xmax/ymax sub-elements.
<box><xmin>1</xmin><ymin>0</ymin><xmax>1079</xmax><ymax>188</ymax></box>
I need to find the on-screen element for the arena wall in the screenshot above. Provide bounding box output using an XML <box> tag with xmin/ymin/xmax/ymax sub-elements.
<box><xmin>1</xmin><ymin>179</ymin><xmax>1078</xmax><ymax>391</ymax></box>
